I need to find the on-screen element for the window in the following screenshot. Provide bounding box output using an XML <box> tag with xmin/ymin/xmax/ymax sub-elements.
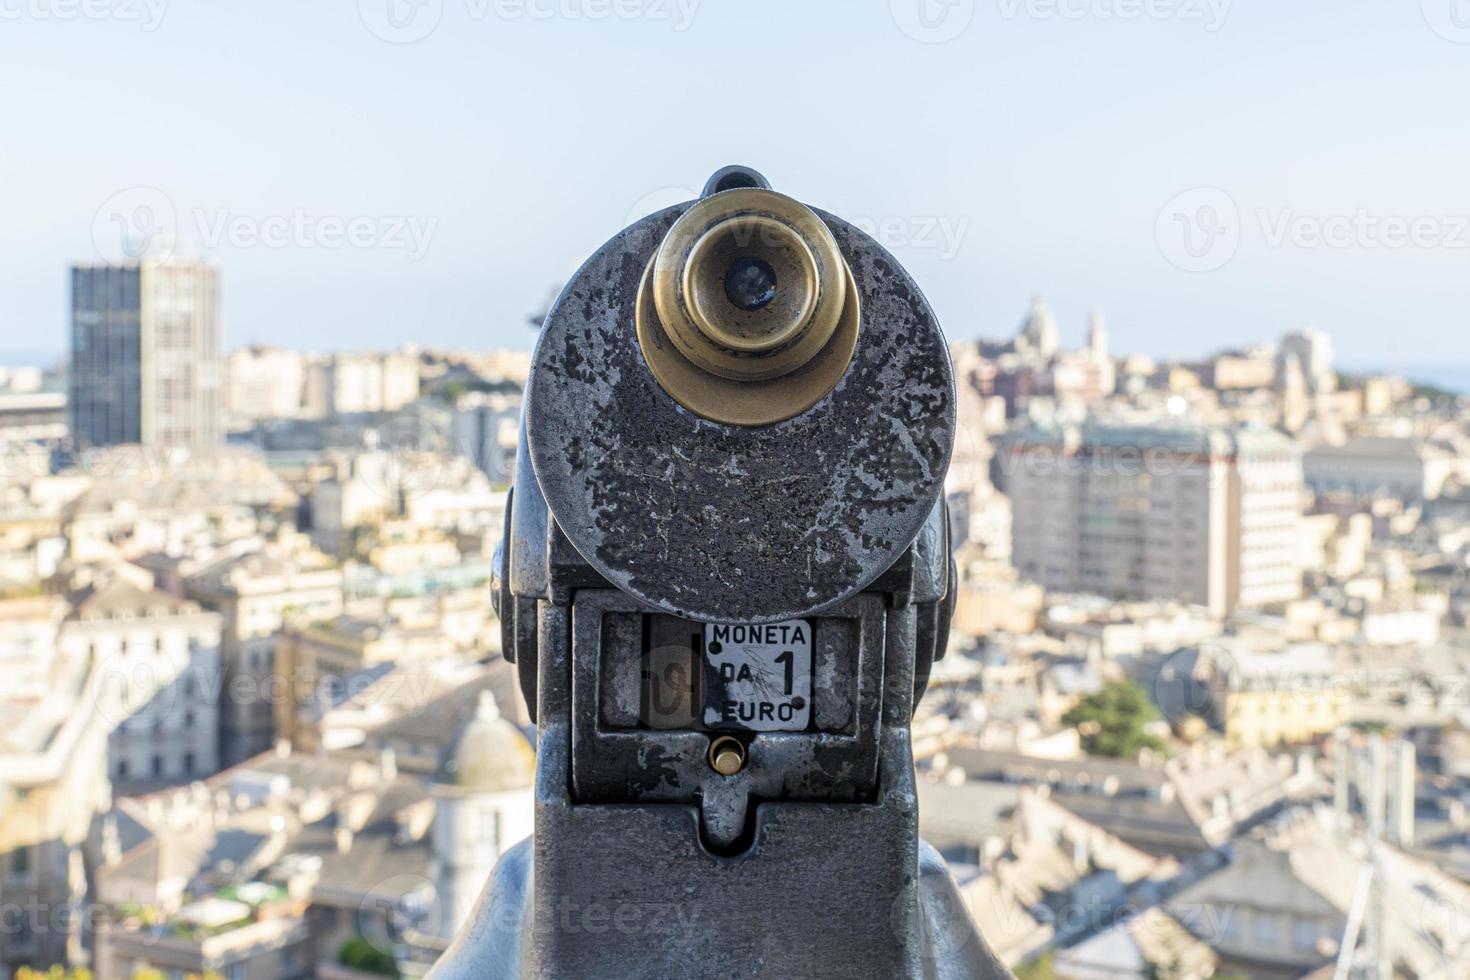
<box><xmin>8</xmin><ymin>844</ymin><xmax>34</xmax><ymax>883</ymax></box>
<box><xmin>1254</xmin><ymin>910</ymin><xmax>1282</xmax><ymax>946</ymax></box>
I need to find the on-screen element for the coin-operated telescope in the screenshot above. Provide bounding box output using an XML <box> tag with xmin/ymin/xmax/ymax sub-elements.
<box><xmin>431</xmin><ymin>167</ymin><xmax>1010</xmax><ymax>979</ymax></box>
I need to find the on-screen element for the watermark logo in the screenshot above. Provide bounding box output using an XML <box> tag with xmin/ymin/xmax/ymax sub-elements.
<box><xmin>1417</xmin><ymin>890</ymin><xmax>1470</xmax><ymax>962</ymax></box>
<box><xmin>93</xmin><ymin>185</ymin><xmax>179</xmax><ymax>262</ymax></box>
<box><xmin>945</xmin><ymin>418</ymin><xmax>991</xmax><ymax>501</ymax></box>
<box><xmin>358</xmin><ymin>874</ymin><xmax>445</xmax><ymax>953</ymax></box>
<box><xmin>893</xmin><ymin>872</ymin><xmax>978</xmax><ymax>962</ymax></box>
<box><xmin>1422</xmin><ymin>0</ymin><xmax>1470</xmax><ymax>43</ymax></box>
<box><xmin>1257</xmin><ymin>208</ymin><xmax>1470</xmax><ymax>253</ymax></box>
<box><xmin>623</xmin><ymin>185</ymin><xmax>697</xmax><ymax>230</ymax></box>
<box><xmin>892</xmin><ymin>0</ymin><xmax>976</xmax><ymax>43</ymax></box>
<box><xmin>71</xmin><ymin>445</ymin><xmax>175</xmax><ymax>487</ymax></box>
<box><xmin>995</xmin><ymin>0</ymin><xmax>1231</xmax><ymax>31</ymax></box>
<box><xmin>361</xmin><ymin>413</ymin><xmax>451</xmax><ymax>503</ymax></box>
<box><xmin>1157</xmin><ymin>187</ymin><xmax>1470</xmax><ymax>273</ymax></box>
<box><xmin>850</xmin><ymin>214</ymin><xmax>971</xmax><ymax>261</ymax></box>
<box><xmin>1152</xmin><ymin>644</ymin><xmax>1237</xmax><ymax>725</ymax></box>
<box><xmin>994</xmin><ymin>435</ymin><xmax>1239</xmax><ymax>490</ymax></box>
<box><xmin>360</xmin><ymin>0</ymin><xmax>700</xmax><ymax>42</ymax></box>
<box><xmin>92</xmin><ymin>187</ymin><xmax>438</xmax><ymax>262</ymax></box>
<box><xmin>1155</xmin><ymin>186</ymin><xmax>1241</xmax><ymax>273</ymax></box>
<box><xmin>622</xmin><ymin>186</ymin><xmax>970</xmax><ymax>261</ymax></box>
<box><xmin>486</xmin><ymin>0</ymin><xmax>700</xmax><ymax>29</ymax></box>
<box><xmin>0</xmin><ymin>0</ymin><xmax>169</xmax><ymax>31</ymax></box>
<box><xmin>358</xmin><ymin>0</ymin><xmax>444</xmax><ymax>43</ymax></box>
<box><xmin>193</xmin><ymin>208</ymin><xmax>438</xmax><ymax>260</ymax></box>
<box><xmin>87</xmin><ymin>649</ymin><xmax>186</xmax><ymax>730</ymax></box>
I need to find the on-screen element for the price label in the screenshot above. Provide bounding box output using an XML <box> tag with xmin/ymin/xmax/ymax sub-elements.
<box><xmin>701</xmin><ymin>620</ymin><xmax>812</xmax><ymax>732</ymax></box>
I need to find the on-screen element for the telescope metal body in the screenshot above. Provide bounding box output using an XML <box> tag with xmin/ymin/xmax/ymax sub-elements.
<box><xmin>430</xmin><ymin>168</ymin><xmax>1011</xmax><ymax>979</ymax></box>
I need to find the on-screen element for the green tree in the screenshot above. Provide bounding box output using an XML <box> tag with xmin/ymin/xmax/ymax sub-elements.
<box><xmin>1063</xmin><ymin>679</ymin><xmax>1167</xmax><ymax>759</ymax></box>
<box><xmin>339</xmin><ymin>935</ymin><xmax>400</xmax><ymax>977</ymax></box>
<box><xmin>1013</xmin><ymin>950</ymin><xmax>1057</xmax><ymax>980</ymax></box>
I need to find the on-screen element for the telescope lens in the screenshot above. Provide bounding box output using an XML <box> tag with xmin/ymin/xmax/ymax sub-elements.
<box><xmin>724</xmin><ymin>256</ymin><xmax>777</xmax><ymax>312</ymax></box>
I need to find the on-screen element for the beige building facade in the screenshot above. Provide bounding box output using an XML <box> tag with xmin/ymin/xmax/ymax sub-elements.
<box><xmin>1006</xmin><ymin>423</ymin><xmax>1302</xmax><ymax>616</ymax></box>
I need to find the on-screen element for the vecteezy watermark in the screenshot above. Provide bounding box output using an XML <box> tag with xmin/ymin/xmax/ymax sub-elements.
<box><xmin>621</xmin><ymin>186</ymin><xmax>970</xmax><ymax>260</ymax></box>
<box><xmin>0</xmin><ymin>0</ymin><xmax>168</xmax><ymax>31</ymax></box>
<box><xmin>1155</xmin><ymin>186</ymin><xmax>1241</xmax><ymax>273</ymax></box>
<box><xmin>358</xmin><ymin>0</ymin><xmax>699</xmax><ymax>43</ymax></box>
<box><xmin>1156</xmin><ymin>187</ymin><xmax>1470</xmax><ymax>273</ymax></box>
<box><xmin>1257</xmin><ymin>208</ymin><xmax>1470</xmax><ymax>253</ymax></box>
<box><xmin>850</xmin><ymin>215</ymin><xmax>971</xmax><ymax>261</ymax></box>
<box><xmin>92</xmin><ymin>186</ymin><xmax>438</xmax><ymax>262</ymax></box>
<box><xmin>355</xmin><ymin>876</ymin><xmax>703</xmax><ymax>958</ymax></box>
<box><xmin>358</xmin><ymin>875</ymin><xmax>446</xmax><ymax>951</ymax></box>
<box><xmin>548</xmin><ymin>898</ymin><xmax>704</xmax><ymax>938</ymax></box>
<box><xmin>995</xmin><ymin>435</ymin><xmax>1241</xmax><ymax>488</ymax></box>
<box><xmin>995</xmin><ymin>0</ymin><xmax>1231</xmax><ymax>30</ymax></box>
<box><xmin>623</xmin><ymin>185</ymin><xmax>698</xmax><ymax>230</ymax></box>
<box><xmin>1152</xmin><ymin>653</ymin><xmax>1470</xmax><ymax>717</ymax></box>
<box><xmin>1418</xmin><ymin>890</ymin><xmax>1470</xmax><ymax>960</ymax></box>
<box><xmin>83</xmin><ymin>659</ymin><xmax>445</xmax><ymax>730</ymax></box>
<box><xmin>893</xmin><ymin>0</ymin><xmax>1230</xmax><ymax>41</ymax></box>
<box><xmin>891</xmin><ymin>0</ymin><xmax>976</xmax><ymax>43</ymax></box>
<box><xmin>357</xmin><ymin>0</ymin><xmax>443</xmax><ymax>42</ymax></box>
<box><xmin>93</xmin><ymin>185</ymin><xmax>179</xmax><ymax>261</ymax></box>
<box><xmin>193</xmin><ymin>209</ymin><xmax>438</xmax><ymax>260</ymax></box>
<box><xmin>360</xmin><ymin>413</ymin><xmax>452</xmax><ymax>503</ymax></box>
<box><xmin>1421</xmin><ymin>0</ymin><xmax>1470</xmax><ymax>43</ymax></box>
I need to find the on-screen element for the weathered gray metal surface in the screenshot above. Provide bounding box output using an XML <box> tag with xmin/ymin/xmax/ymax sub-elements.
<box><xmin>570</xmin><ymin>590</ymin><xmax>886</xmax><ymax>850</ymax></box>
<box><xmin>524</xmin><ymin>204</ymin><xmax>955</xmax><ymax>626</ymax></box>
<box><xmin>432</xmin><ymin>172</ymin><xmax>1009</xmax><ymax>980</ymax></box>
<box><xmin>438</xmin><ymin>834</ymin><xmax>1006</xmax><ymax>980</ymax></box>
<box><xmin>432</xmin><ymin>604</ymin><xmax>1005</xmax><ymax>979</ymax></box>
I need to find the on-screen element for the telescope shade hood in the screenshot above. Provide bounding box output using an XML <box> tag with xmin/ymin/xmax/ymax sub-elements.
<box><xmin>526</xmin><ymin>202</ymin><xmax>955</xmax><ymax>624</ymax></box>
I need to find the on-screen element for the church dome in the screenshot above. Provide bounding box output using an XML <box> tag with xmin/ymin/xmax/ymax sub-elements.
<box><xmin>443</xmin><ymin>691</ymin><xmax>536</xmax><ymax>792</ymax></box>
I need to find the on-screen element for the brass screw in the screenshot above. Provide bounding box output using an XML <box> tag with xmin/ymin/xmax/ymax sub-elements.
<box><xmin>708</xmin><ymin>736</ymin><xmax>746</xmax><ymax>776</ymax></box>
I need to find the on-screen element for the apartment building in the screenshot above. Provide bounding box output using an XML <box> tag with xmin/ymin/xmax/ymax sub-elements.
<box><xmin>1304</xmin><ymin>434</ymin><xmax>1460</xmax><ymax>502</ymax></box>
<box><xmin>225</xmin><ymin>345</ymin><xmax>309</xmax><ymax>429</ymax></box>
<box><xmin>449</xmin><ymin>390</ymin><xmax>521</xmax><ymax>487</ymax></box>
<box><xmin>0</xmin><ymin>391</ymin><xmax>67</xmax><ymax>449</ymax></box>
<box><xmin>185</xmin><ymin>537</ymin><xmax>344</xmax><ymax>765</ymax></box>
<box><xmin>1005</xmin><ymin>423</ymin><xmax>1302</xmax><ymax>615</ymax></box>
<box><xmin>70</xmin><ymin>257</ymin><xmax>221</xmax><ymax>449</ymax></box>
<box><xmin>0</xmin><ymin>595</ymin><xmax>110</xmax><ymax>973</ymax></box>
<box><xmin>273</xmin><ymin>613</ymin><xmax>458</xmax><ymax>747</ymax></box>
<box><xmin>94</xmin><ymin>709</ymin><xmax>533</xmax><ymax>979</ymax></box>
<box><xmin>62</xmin><ymin>573</ymin><xmax>224</xmax><ymax>788</ymax></box>
<box><xmin>325</xmin><ymin>350</ymin><xmax>421</xmax><ymax>416</ymax></box>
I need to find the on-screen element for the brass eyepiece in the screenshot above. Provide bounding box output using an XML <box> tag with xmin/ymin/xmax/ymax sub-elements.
<box><xmin>636</xmin><ymin>179</ymin><xmax>859</xmax><ymax>426</ymax></box>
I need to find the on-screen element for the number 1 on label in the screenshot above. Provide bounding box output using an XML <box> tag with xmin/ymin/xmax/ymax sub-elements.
<box><xmin>775</xmin><ymin>650</ymin><xmax>793</xmax><ymax>696</ymax></box>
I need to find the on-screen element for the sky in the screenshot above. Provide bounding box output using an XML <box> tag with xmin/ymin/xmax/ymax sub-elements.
<box><xmin>2</xmin><ymin>0</ymin><xmax>1468</xmax><ymax>385</ymax></box>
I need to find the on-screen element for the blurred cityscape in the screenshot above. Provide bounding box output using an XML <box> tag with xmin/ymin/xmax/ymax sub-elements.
<box><xmin>2</xmin><ymin>255</ymin><xmax>1470</xmax><ymax>979</ymax></box>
